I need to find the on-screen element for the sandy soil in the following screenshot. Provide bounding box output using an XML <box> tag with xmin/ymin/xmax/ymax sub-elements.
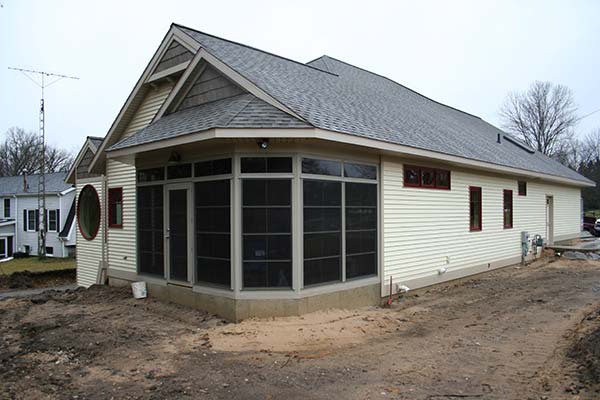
<box><xmin>1</xmin><ymin>256</ymin><xmax>600</xmax><ymax>399</ymax></box>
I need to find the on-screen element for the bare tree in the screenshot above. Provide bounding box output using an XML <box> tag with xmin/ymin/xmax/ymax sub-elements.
<box><xmin>0</xmin><ymin>127</ymin><xmax>74</xmax><ymax>176</ymax></box>
<box><xmin>500</xmin><ymin>81</ymin><xmax>578</xmax><ymax>156</ymax></box>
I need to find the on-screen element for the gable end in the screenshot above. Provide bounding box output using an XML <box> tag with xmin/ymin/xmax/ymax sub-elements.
<box><xmin>154</xmin><ymin>40</ymin><xmax>194</xmax><ymax>74</ymax></box>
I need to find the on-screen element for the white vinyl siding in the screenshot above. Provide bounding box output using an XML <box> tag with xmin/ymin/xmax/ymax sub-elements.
<box><xmin>106</xmin><ymin>81</ymin><xmax>174</xmax><ymax>275</ymax></box>
<box><xmin>382</xmin><ymin>158</ymin><xmax>581</xmax><ymax>294</ymax></box>
<box><xmin>76</xmin><ymin>179</ymin><xmax>105</xmax><ymax>288</ymax></box>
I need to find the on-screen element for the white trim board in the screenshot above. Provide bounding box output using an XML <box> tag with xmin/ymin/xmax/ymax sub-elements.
<box><xmin>106</xmin><ymin>127</ymin><xmax>592</xmax><ymax>188</ymax></box>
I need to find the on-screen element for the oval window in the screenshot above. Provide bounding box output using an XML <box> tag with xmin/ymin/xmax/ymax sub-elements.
<box><xmin>77</xmin><ymin>184</ymin><xmax>101</xmax><ymax>240</ymax></box>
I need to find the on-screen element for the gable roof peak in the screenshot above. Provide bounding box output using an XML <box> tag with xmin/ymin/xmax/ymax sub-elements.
<box><xmin>173</xmin><ymin>23</ymin><xmax>338</xmax><ymax>77</ymax></box>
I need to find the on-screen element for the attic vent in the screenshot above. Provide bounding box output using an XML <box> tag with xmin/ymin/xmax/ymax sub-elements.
<box><xmin>497</xmin><ymin>133</ymin><xmax>501</xmax><ymax>144</ymax></box>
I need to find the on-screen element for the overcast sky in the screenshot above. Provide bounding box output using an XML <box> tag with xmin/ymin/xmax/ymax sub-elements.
<box><xmin>1</xmin><ymin>0</ymin><xmax>599</xmax><ymax>155</ymax></box>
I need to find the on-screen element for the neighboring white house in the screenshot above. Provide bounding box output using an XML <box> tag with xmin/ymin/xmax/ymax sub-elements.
<box><xmin>68</xmin><ymin>23</ymin><xmax>594</xmax><ymax>320</ymax></box>
<box><xmin>0</xmin><ymin>172</ymin><xmax>76</xmax><ymax>259</ymax></box>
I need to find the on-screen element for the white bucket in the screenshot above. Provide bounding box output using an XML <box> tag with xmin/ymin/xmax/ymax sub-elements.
<box><xmin>131</xmin><ymin>281</ymin><xmax>147</xmax><ymax>299</ymax></box>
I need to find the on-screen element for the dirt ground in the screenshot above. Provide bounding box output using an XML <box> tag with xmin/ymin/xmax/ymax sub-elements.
<box><xmin>1</xmin><ymin>256</ymin><xmax>600</xmax><ymax>400</ymax></box>
<box><xmin>0</xmin><ymin>269</ymin><xmax>75</xmax><ymax>290</ymax></box>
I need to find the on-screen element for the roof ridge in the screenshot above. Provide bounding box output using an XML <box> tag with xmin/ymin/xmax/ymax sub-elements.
<box><xmin>318</xmin><ymin>55</ymin><xmax>484</xmax><ymax>121</ymax></box>
<box><xmin>173</xmin><ymin>23</ymin><xmax>339</xmax><ymax>77</ymax></box>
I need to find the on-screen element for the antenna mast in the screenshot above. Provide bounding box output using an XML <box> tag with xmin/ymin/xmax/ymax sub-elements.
<box><xmin>8</xmin><ymin>67</ymin><xmax>79</xmax><ymax>259</ymax></box>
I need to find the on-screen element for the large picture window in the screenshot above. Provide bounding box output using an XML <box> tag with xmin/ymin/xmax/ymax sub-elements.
<box><xmin>137</xmin><ymin>185</ymin><xmax>164</xmax><ymax>276</ymax></box>
<box><xmin>303</xmin><ymin>180</ymin><xmax>342</xmax><ymax>286</ymax></box>
<box><xmin>242</xmin><ymin>179</ymin><xmax>292</xmax><ymax>288</ymax></box>
<box><xmin>195</xmin><ymin>180</ymin><xmax>231</xmax><ymax>286</ymax></box>
<box><xmin>77</xmin><ymin>185</ymin><xmax>100</xmax><ymax>240</ymax></box>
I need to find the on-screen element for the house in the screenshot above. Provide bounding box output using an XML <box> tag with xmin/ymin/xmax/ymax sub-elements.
<box><xmin>0</xmin><ymin>172</ymin><xmax>76</xmax><ymax>259</ymax></box>
<box><xmin>68</xmin><ymin>23</ymin><xmax>593</xmax><ymax>320</ymax></box>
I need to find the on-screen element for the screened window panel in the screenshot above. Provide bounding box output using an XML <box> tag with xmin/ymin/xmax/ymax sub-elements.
<box><xmin>343</xmin><ymin>162</ymin><xmax>377</xmax><ymax>180</ymax></box>
<box><xmin>137</xmin><ymin>185</ymin><xmax>164</xmax><ymax>276</ymax></box>
<box><xmin>302</xmin><ymin>158</ymin><xmax>341</xmax><ymax>176</ymax></box>
<box><xmin>194</xmin><ymin>158</ymin><xmax>232</xmax><ymax>177</ymax></box>
<box><xmin>303</xmin><ymin>179</ymin><xmax>342</xmax><ymax>286</ymax></box>
<box><xmin>241</xmin><ymin>157</ymin><xmax>292</xmax><ymax>173</ymax></box>
<box><xmin>167</xmin><ymin>163</ymin><xmax>192</xmax><ymax>179</ymax></box>
<box><xmin>137</xmin><ymin>167</ymin><xmax>164</xmax><ymax>182</ymax></box>
<box><xmin>345</xmin><ymin>183</ymin><xmax>377</xmax><ymax>279</ymax></box>
<box><xmin>195</xmin><ymin>180</ymin><xmax>231</xmax><ymax>286</ymax></box>
<box><xmin>242</xmin><ymin>179</ymin><xmax>292</xmax><ymax>288</ymax></box>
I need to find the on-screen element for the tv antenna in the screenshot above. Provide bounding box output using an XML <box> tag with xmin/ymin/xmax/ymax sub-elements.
<box><xmin>8</xmin><ymin>67</ymin><xmax>79</xmax><ymax>258</ymax></box>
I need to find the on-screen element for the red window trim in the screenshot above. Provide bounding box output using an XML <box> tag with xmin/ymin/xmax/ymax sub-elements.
<box><xmin>108</xmin><ymin>187</ymin><xmax>123</xmax><ymax>228</ymax></box>
<box><xmin>503</xmin><ymin>189</ymin><xmax>513</xmax><ymax>229</ymax></box>
<box><xmin>404</xmin><ymin>165</ymin><xmax>451</xmax><ymax>190</ymax></box>
<box><xmin>469</xmin><ymin>186</ymin><xmax>482</xmax><ymax>231</ymax></box>
<box><xmin>518</xmin><ymin>181</ymin><xmax>527</xmax><ymax>196</ymax></box>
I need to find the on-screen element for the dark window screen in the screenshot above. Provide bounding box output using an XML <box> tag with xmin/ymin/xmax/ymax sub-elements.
<box><xmin>242</xmin><ymin>179</ymin><xmax>292</xmax><ymax>288</ymax></box>
<box><xmin>195</xmin><ymin>180</ymin><xmax>231</xmax><ymax>286</ymax></box>
<box><xmin>241</xmin><ymin>157</ymin><xmax>292</xmax><ymax>173</ymax></box>
<box><xmin>138</xmin><ymin>185</ymin><xmax>164</xmax><ymax>276</ymax></box>
<box><xmin>345</xmin><ymin>183</ymin><xmax>377</xmax><ymax>279</ymax></box>
<box><xmin>303</xmin><ymin>180</ymin><xmax>342</xmax><ymax>286</ymax></box>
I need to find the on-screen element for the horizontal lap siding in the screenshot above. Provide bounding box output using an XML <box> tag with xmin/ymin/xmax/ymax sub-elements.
<box><xmin>382</xmin><ymin>158</ymin><xmax>581</xmax><ymax>288</ymax></box>
<box><xmin>76</xmin><ymin>179</ymin><xmax>104</xmax><ymax>288</ymax></box>
<box><xmin>107</xmin><ymin>82</ymin><xmax>173</xmax><ymax>274</ymax></box>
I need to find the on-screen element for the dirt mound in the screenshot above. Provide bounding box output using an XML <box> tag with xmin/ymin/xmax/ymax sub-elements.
<box><xmin>568</xmin><ymin>309</ymin><xmax>600</xmax><ymax>390</ymax></box>
<box><xmin>0</xmin><ymin>269</ymin><xmax>75</xmax><ymax>291</ymax></box>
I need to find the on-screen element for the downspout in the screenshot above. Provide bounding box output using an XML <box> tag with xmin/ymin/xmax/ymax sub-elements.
<box><xmin>102</xmin><ymin>174</ymin><xmax>108</xmax><ymax>281</ymax></box>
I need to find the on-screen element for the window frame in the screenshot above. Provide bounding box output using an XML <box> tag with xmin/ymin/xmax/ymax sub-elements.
<box><xmin>469</xmin><ymin>186</ymin><xmax>482</xmax><ymax>232</ymax></box>
<box><xmin>47</xmin><ymin>209</ymin><xmax>58</xmax><ymax>232</ymax></box>
<box><xmin>26</xmin><ymin>209</ymin><xmax>37</xmax><ymax>232</ymax></box>
<box><xmin>503</xmin><ymin>189</ymin><xmax>513</xmax><ymax>229</ymax></box>
<box><xmin>518</xmin><ymin>181</ymin><xmax>527</xmax><ymax>196</ymax></box>
<box><xmin>300</xmin><ymin>155</ymin><xmax>379</xmax><ymax>287</ymax></box>
<box><xmin>108</xmin><ymin>187</ymin><xmax>124</xmax><ymax>228</ymax></box>
<box><xmin>4</xmin><ymin>198</ymin><xmax>10</xmax><ymax>218</ymax></box>
<box><xmin>404</xmin><ymin>164</ymin><xmax>451</xmax><ymax>190</ymax></box>
<box><xmin>77</xmin><ymin>184</ymin><xmax>101</xmax><ymax>241</ymax></box>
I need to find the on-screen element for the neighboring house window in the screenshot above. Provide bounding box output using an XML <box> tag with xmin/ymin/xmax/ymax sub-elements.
<box><xmin>503</xmin><ymin>189</ymin><xmax>513</xmax><ymax>229</ymax></box>
<box><xmin>77</xmin><ymin>185</ymin><xmax>101</xmax><ymax>240</ymax></box>
<box><xmin>47</xmin><ymin>209</ymin><xmax>59</xmax><ymax>232</ymax></box>
<box><xmin>518</xmin><ymin>181</ymin><xmax>527</xmax><ymax>196</ymax></box>
<box><xmin>24</xmin><ymin>209</ymin><xmax>38</xmax><ymax>232</ymax></box>
<box><xmin>469</xmin><ymin>187</ymin><xmax>482</xmax><ymax>231</ymax></box>
<box><xmin>404</xmin><ymin>165</ymin><xmax>451</xmax><ymax>189</ymax></box>
<box><xmin>108</xmin><ymin>188</ymin><xmax>123</xmax><ymax>228</ymax></box>
<box><xmin>45</xmin><ymin>246</ymin><xmax>54</xmax><ymax>256</ymax></box>
<box><xmin>4</xmin><ymin>198</ymin><xmax>10</xmax><ymax>218</ymax></box>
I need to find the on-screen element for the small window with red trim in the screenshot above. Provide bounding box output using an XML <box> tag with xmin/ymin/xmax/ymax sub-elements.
<box><xmin>421</xmin><ymin>168</ymin><xmax>435</xmax><ymax>188</ymax></box>
<box><xmin>404</xmin><ymin>165</ymin><xmax>451</xmax><ymax>190</ymax></box>
<box><xmin>404</xmin><ymin>166</ymin><xmax>421</xmax><ymax>186</ymax></box>
<box><xmin>469</xmin><ymin>186</ymin><xmax>482</xmax><ymax>231</ymax></box>
<box><xmin>503</xmin><ymin>189</ymin><xmax>513</xmax><ymax>229</ymax></box>
<box><xmin>108</xmin><ymin>188</ymin><xmax>123</xmax><ymax>228</ymax></box>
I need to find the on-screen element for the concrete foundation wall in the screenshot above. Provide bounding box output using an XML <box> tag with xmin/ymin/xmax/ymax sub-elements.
<box><xmin>109</xmin><ymin>276</ymin><xmax>380</xmax><ymax>321</ymax></box>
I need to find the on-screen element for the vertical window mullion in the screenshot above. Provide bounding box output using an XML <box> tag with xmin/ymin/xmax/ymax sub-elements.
<box><xmin>341</xmin><ymin>181</ymin><xmax>346</xmax><ymax>282</ymax></box>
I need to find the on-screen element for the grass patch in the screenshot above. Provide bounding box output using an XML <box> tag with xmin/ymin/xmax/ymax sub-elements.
<box><xmin>585</xmin><ymin>210</ymin><xmax>600</xmax><ymax>218</ymax></box>
<box><xmin>0</xmin><ymin>257</ymin><xmax>75</xmax><ymax>276</ymax></box>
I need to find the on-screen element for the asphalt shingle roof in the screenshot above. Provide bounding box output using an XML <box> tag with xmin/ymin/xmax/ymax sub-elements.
<box><xmin>110</xmin><ymin>94</ymin><xmax>310</xmax><ymax>150</ymax></box>
<box><xmin>111</xmin><ymin>24</ymin><xmax>591</xmax><ymax>184</ymax></box>
<box><xmin>0</xmin><ymin>172</ymin><xmax>73</xmax><ymax>196</ymax></box>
